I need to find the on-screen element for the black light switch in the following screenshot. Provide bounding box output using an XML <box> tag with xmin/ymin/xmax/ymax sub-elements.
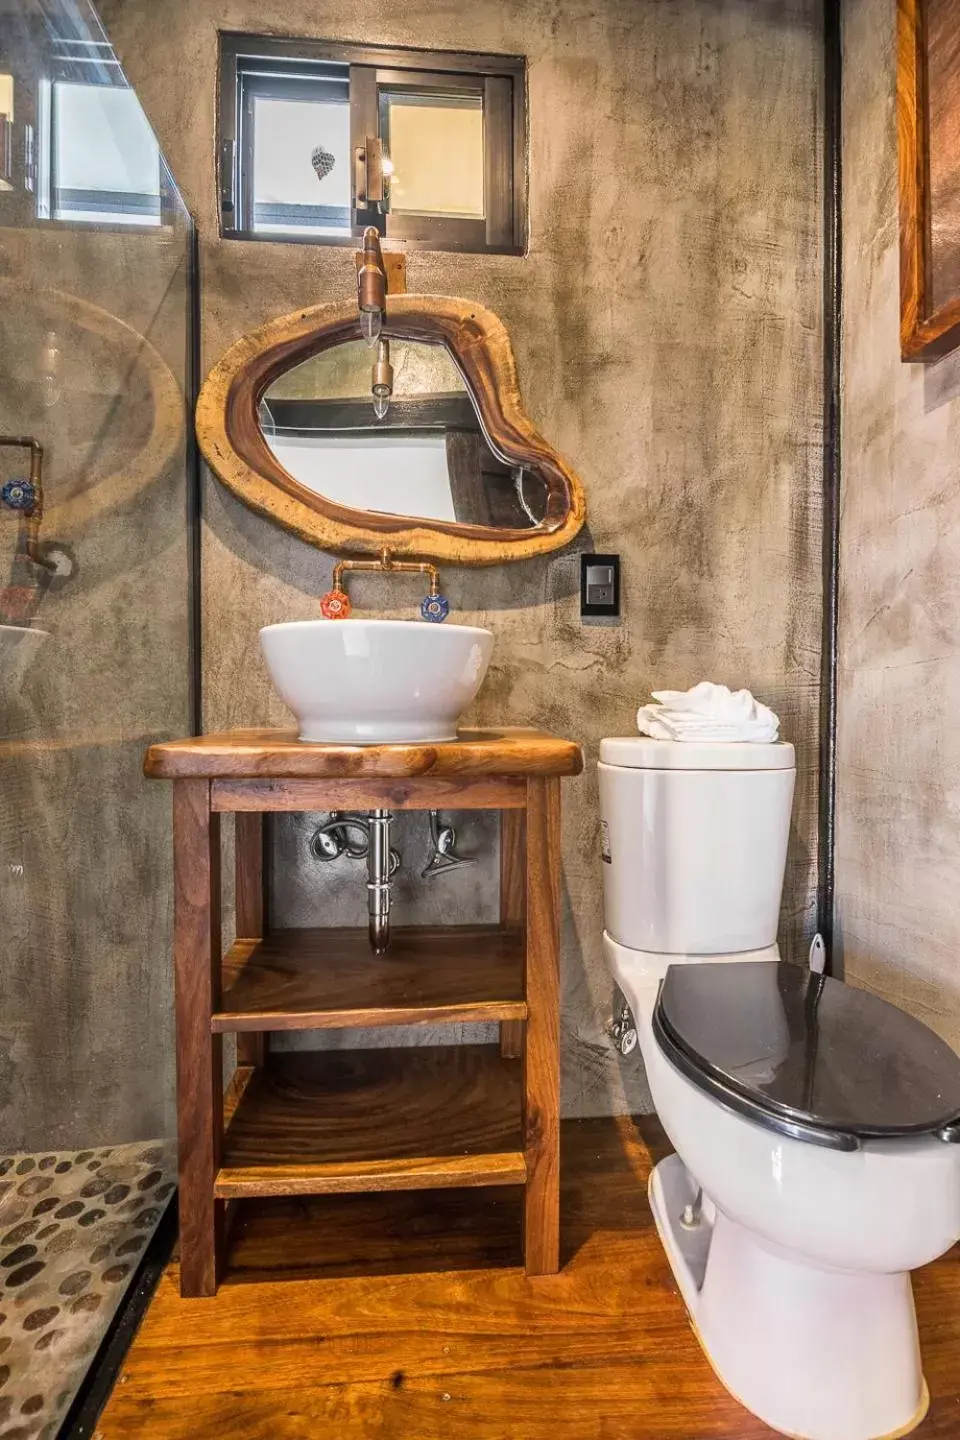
<box><xmin>580</xmin><ymin>553</ymin><xmax>620</xmax><ymax>618</ymax></box>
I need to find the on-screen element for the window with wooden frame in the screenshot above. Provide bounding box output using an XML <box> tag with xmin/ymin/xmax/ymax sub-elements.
<box><xmin>218</xmin><ymin>34</ymin><xmax>526</xmax><ymax>254</ymax></box>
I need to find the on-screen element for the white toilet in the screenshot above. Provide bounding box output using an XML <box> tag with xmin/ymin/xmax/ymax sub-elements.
<box><xmin>599</xmin><ymin>735</ymin><xmax>960</xmax><ymax>1440</ymax></box>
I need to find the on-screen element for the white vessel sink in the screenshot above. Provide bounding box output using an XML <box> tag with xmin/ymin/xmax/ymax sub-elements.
<box><xmin>260</xmin><ymin>618</ymin><xmax>494</xmax><ymax>744</ymax></box>
<box><xmin>0</xmin><ymin>624</ymin><xmax>48</xmax><ymax>696</ymax></box>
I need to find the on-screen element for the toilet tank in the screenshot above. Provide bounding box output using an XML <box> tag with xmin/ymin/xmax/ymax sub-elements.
<box><xmin>598</xmin><ymin>738</ymin><xmax>796</xmax><ymax>955</ymax></box>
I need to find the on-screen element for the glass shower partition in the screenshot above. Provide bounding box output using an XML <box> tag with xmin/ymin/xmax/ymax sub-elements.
<box><xmin>0</xmin><ymin>0</ymin><xmax>195</xmax><ymax>1427</ymax></box>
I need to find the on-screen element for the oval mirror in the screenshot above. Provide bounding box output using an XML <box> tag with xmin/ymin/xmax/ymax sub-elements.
<box><xmin>260</xmin><ymin>337</ymin><xmax>552</xmax><ymax>533</ymax></box>
<box><xmin>196</xmin><ymin>294</ymin><xmax>586</xmax><ymax>565</ymax></box>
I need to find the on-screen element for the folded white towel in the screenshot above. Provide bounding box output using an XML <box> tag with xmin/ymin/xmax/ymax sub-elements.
<box><xmin>637</xmin><ymin>681</ymin><xmax>780</xmax><ymax>743</ymax></box>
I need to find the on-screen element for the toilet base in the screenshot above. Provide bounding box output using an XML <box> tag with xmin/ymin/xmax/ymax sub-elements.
<box><xmin>649</xmin><ymin>1154</ymin><xmax>929</xmax><ymax>1440</ymax></box>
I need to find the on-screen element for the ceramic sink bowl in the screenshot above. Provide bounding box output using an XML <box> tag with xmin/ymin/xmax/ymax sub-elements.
<box><xmin>259</xmin><ymin>618</ymin><xmax>494</xmax><ymax>744</ymax></box>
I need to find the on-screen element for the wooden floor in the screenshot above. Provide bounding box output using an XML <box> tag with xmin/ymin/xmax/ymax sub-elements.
<box><xmin>96</xmin><ymin>1115</ymin><xmax>960</xmax><ymax>1439</ymax></box>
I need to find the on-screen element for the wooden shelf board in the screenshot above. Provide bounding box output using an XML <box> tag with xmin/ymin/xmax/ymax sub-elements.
<box><xmin>216</xmin><ymin>1152</ymin><xmax>526</xmax><ymax>1198</ymax></box>
<box><xmin>214</xmin><ymin>925</ymin><xmax>527</xmax><ymax>1032</ymax></box>
<box><xmin>215</xmin><ymin>1045</ymin><xmax>524</xmax><ymax>1199</ymax></box>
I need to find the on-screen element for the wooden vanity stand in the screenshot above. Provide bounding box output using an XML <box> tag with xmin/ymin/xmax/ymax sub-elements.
<box><xmin>144</xmin><ymin>727</ymin><xmax>582</xmax><ymax>1297</ymax></box>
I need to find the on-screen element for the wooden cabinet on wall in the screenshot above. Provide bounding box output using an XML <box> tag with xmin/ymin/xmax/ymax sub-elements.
<box><xmin>145</xmin><ymin>727</ymin><xmax>582</xmax><ymax>1297</ymax></box>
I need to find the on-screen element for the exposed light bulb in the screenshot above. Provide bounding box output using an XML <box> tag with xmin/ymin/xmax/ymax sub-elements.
<box><xmin>360</xmin><ymin>307</ymin><xmax>382</xmax><ymax>347</ymax></box>
<box><xmin>40</xmin><ymin>373</ymin><xmax>61</xmax><ymax>409</ymax></box>
<box><xmin>371</xmin><ymin>336</ymin><xmax>393</xmax><ymax>420</ymax></box>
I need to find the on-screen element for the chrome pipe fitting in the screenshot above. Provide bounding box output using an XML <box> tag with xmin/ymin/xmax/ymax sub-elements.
<box><xmin>310</xmin><ymin>811</ymin><xmax>371</xmax><ymax>862</ymax></box>
<box><xmin>607</xmin><ymin>993</ymin><xmax>638</xmax><ymax>1057</ymax></box>
<box><xmin>366</xmin><ymin>809</ymin><xmax>393</xmax><ymax>954</ymax></box>
<box><xmin>308</xmin><ymin>810</ymin><xmax>399</xmax><ymax>953</ymax></box>
<box><xmin>421</xmin><ymin>809</ymin><xmax>473</xmax><ymax>878</ymax></box>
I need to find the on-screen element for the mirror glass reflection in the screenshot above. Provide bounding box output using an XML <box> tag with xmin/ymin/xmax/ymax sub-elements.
<box><xmin>259</xmin><ymin>338</ymin><xmax>547</xmax><ymax>530</ymax></box>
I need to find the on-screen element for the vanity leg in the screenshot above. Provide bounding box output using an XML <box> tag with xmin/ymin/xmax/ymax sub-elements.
<box><xmin>500</xmin><ymin>807</ymin><xmax>526</xmax><ymax>1059</ymax></box>
<box><xmin>234</xmin><ymin>810</ymin><xmax>266</xmax><ymax>1068</ymax></box>
<box><xmin>173</xmin><ymin>779</ymin><xmax>225</xmax><ymax>1298</ymax></box>
<box><xmin>522</xmin><ymin>777</ymin><xmax>561</xmax><ymax>1276</ymax></box>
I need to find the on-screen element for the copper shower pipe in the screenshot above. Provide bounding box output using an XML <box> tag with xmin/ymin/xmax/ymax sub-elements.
<box><xmin>0</xmin><ymin>434</ymin><xmax>43</xmax><ymax>508</ymax></box>
<box><xmin>0</xmin><ymin>434</ymin><xmax>55</xmax><ymax>570</ymax></box>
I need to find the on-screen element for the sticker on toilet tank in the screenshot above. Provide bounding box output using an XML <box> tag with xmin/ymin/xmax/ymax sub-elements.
<box><xmin>600</xmin><ymin>819</ymin><xmax>611</xmax><ymax>864</ymax></box>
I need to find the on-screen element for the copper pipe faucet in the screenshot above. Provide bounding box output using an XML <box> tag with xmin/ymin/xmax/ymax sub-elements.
<box><xmin>356</xmin><ymin>227</ymin><xmax>387</xmax><ymax>346</ymax></box>
<box><xmin>333</xmin><ymin>549</ymin><xmax>440</xmax><ymax>598</ymax></box>
<box><xmin>322</xmin><ymin>550</ymin><xmax>449</xmax><ymax>622</ymax></box>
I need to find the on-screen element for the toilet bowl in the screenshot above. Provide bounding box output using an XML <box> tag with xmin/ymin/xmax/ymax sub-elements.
<box><xmin>598</xmin><ymin>736</ymin><xmax>960</xmax><ymax>1440</ymax></box>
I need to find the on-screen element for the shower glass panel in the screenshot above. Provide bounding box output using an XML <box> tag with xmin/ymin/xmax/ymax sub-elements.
<box><xmin>0</xmin><ymin>0</ymin><xmax>192</xmax><ymax>1423</ymax></box>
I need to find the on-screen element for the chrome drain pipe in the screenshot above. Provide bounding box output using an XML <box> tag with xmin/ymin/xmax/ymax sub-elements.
<box><xmin>367</xmin><ymin>809</ymin><xmax>393</xmax><ymax>953</ymax></box>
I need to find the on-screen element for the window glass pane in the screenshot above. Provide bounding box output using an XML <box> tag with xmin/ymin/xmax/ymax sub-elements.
<box><xmin>384</xmin><ymin>92</ymin><xmax>484</xmax><ymax>219</ymax></box>
<box><xmin>53</xmin><ymin>82</ymin><xmax>160</xmax><ymax>224</ymax></box>
<box><xmin>264</xmin><ymin>432</ymin><xmax>457</xmax><ymax>521</ymax></box>
<box><xmin>0</xmin><ymin>74</ymin><xmax>13</xmax><ymax>194</ymax></box>
<box><xmin>253</xmin><ymin>96</ymin><xmax>350</xmax><ymax>236</ymax></box>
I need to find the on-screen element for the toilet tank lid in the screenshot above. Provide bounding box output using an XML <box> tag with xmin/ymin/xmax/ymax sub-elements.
<box><xmin>599</xmin><ymin>737</ymin><xmax>796</xmax><ymax>771</ymax></box>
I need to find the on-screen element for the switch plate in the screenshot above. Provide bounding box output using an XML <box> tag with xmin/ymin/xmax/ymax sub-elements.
<box><xmin>580</xmin><ymin>552</ymin><xmax>620</xmax><ymax>619</ymax></box>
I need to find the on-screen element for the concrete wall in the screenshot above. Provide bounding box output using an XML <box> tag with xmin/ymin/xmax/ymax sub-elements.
<box><xmin>838</xmin><ymin>0</ymin><xmax>960</xmax><ymax>1051</ymax></box>
<box><xmin>101</xmin><ymin>0</ymin><xmax>824</xmax><ymax>1115</ymax></box>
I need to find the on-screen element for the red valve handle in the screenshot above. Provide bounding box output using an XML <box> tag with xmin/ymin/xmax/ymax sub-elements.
<box><xmin>320</xmin><ymin>588</ymin><xmax>352</xmax><ymax>619</ymax></box>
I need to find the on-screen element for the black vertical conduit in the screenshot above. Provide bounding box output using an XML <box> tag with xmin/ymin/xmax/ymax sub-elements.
<box><xmin>818</xmin><ymin>0</ymin><xmax>843</xmax><ymax>970</ymax></box>
<box><xmin>185</xmin><ymin>220</ymin><xmax>203</xmax><ymax>736</ymax></box>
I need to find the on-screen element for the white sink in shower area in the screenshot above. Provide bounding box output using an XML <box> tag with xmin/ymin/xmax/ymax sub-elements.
<box><xmin>0</xmin><ymin>624</ymin><xmax>48</xmax><ymax>696</ymax></box>
<box><xmin>259</xmin><ymin>618</ymin><xmax>494</xmax><ymax>744</ymax></box>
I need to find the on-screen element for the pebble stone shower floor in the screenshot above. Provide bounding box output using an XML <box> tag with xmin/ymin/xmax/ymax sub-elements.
<box><xmin>0</xmin><ymin>1140</ymin><xmax>175</xmax><ymax>1438</ymax></box>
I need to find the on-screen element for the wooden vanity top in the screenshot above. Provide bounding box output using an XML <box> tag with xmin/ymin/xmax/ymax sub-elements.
<box><xmin>144</xmin><ymin>727</ymin><xmax>583</xmax><ymax>781</ymax></box>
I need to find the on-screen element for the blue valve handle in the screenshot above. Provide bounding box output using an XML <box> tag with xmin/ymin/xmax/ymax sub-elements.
<box><xmin>420</xmin><ymin>593</ymin><xmax>450</xmax><ymax>623</ymax></box>
<box><xmin>2</xmin><ymin>478</ymin><xmax>37</xmax><ymax>512</ymax></box>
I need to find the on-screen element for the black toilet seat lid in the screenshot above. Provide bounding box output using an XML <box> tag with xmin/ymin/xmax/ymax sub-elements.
<box><xmin>652</xmin><ymin>961</ymin><xmax>960</xmax><ymax>1153</ymax></box>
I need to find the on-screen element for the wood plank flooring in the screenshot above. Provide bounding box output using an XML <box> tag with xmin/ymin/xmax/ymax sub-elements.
<box><xmin>95</xmin><ymin>1115</ymin><xmax>960</xmax><ymax>1439</ymax></box>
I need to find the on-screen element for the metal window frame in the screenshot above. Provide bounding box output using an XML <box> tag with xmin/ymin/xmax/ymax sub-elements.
<box><xmin>218</xmin><ymin>32</ymin><xmax>526</xmax><ymax>254</ymax></box>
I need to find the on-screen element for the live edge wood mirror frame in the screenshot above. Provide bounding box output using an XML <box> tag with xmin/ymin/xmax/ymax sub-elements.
<box><xmin>196</xmin><ymin>294</ymin><xmax>586</xmax><ymax>565</ymax></box>
<box><xmin>898</xmin><ymin>0</ymin><xmax>960</xmax><ymax>361</ymax></box>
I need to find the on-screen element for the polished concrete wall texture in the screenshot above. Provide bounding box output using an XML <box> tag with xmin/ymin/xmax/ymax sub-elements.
<box><xmin>838</xmin><ymin>0</ymin><xmax>960</xmax><ymax>1054</ymax></box>
<box><xmin>100</xmin><ymin>0</ymin><xmax>824</xmax><ymax>1116</ymax></box>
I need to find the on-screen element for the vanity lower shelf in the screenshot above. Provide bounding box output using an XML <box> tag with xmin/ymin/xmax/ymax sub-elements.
<box><xmin>214</xmin><ymin>924</ymin><xmax>526</xmax><ymax>1032</ymax></box>
<box><xmin>216</xmin><ymin>1045</ymin><xmax>525</xmax><ymax>1199</ymax></box>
